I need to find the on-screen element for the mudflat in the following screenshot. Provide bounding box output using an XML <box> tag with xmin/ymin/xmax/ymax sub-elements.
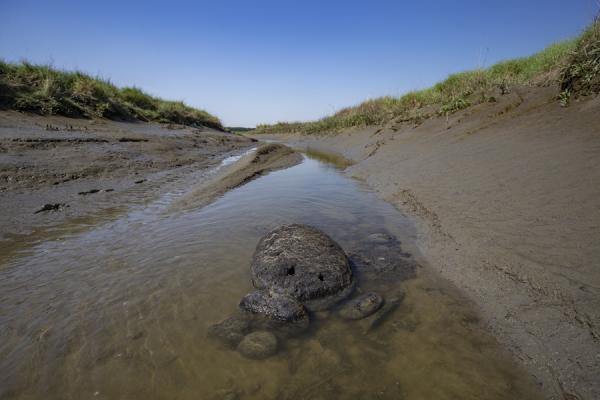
<box><xmin>171</xmin><ymin>143</ymin><xmax>302</xmax><ymax>211</ymax></box>
<box><xmin>0</xmin><ymin>111</ymin><xmax>257</xmax><ymax>260</ymax></box>
<box><xmin>256</xmin><ymin>86</ymin><xmax>600</xmax><ymax>400</ymax></box>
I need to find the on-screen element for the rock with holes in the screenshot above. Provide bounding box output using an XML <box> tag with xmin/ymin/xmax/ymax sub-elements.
<box><xmin>338</xmin><ymin>292</ymin><xmax>384</xmax><ymax>320</ymax></box>
<box><xmin>251</xmin><ymin>224</ymin><xmax>354</xmax><ymax>311</ymax></box>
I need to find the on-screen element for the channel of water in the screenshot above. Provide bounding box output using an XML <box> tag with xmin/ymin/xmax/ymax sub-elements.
<box><xmin>0</xmin><ymin>150</ymin><xmax>541</xmax><ymax>399</ymax></box>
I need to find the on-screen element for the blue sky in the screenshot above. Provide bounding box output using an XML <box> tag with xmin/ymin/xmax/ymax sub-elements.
<box><xmin>1</xmin><ymin>1</ymin><xmax>597</xmax><ymax>127</ymax></box>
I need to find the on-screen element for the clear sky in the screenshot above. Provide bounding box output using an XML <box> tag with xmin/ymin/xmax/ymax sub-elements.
<box><xmin>1</xmin><ymin>1</ymin><xmax>597</xmax><ymax>127</ymax></box>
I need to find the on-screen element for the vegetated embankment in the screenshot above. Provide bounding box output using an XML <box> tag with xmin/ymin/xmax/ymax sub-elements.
<box><xmin>252</xmin><ymin>19</ymin><xmax>600</xmax><ymax>400</ymax></box>
<box><xmin>0</xmin><ymin>61</ymin><xmax>223</xmax><ymax>130</ymax></box>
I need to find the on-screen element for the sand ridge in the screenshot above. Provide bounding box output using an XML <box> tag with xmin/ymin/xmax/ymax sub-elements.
<box><xmin>171</xmin><ymin>143</ymin><xmax>302</xmax><ymax>211</ymax></box>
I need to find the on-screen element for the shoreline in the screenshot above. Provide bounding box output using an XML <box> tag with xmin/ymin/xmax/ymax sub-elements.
<box><xmin>0</xmin><ymin>111</ymin><xmax>257</xmax><ymax>261</ymax></box>
<box><xmin>252</xmin><ymin>86</ymin><xmax>600</xmax><ymax>399</ymax></box>
<box><xmin>0</xmin><ymin>112</ymin><xmax>303</xmax><ymax>265</ymax></box>
<box><xmin>171</xmin><ymin>143</ymin><xmax>302</xmax><ymax>212</ymax></box>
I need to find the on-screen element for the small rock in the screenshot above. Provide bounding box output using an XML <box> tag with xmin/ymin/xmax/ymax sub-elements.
<box><xmin>239</xmin><ymin>290</ymin><xmax>308</xmax><ymax>323</ymax></box>
<box><xmin>134</xmin><ymin>179</ymin><xmax>146</xmax><ymax>184</ymax></box>
<box><xmin>338</xmin><ymin>292</ymin><xmax>384</xmax><ymax>320</ymax></box>
<box><xmin>360</xmin><ymin>291</ymin><xmax>405</xmax><ymax>333</ymax></box>
<box><xmin>237</xmin><ymin>331</ymin><xmax>278</xmax><ymax>360</ymax></box>
<box><xmin>34</xmin><ymin>203</ymin><xmax>66</xmax><ymax>214</ymax></box>
<box><xmin>78</xmin><ymin>189</ymin><xmax>100</xmax><ymax>195</ymax></box>
<box><xmin>348</xmin><ymin>241</ymin><xmax>416</xmax><ymax>280</ymax></box>
<box><xmin>349</xmin><ymin>232</ymin><xmax>417</xmax><ymax>280</ymax></box>
<box><xmin>208</xmin><ymin>314</ymin><xmax>251</xmax><ymax>348</ymax></box>
<box><xmin>366</xmin><ymin>233</ymin><xmax>394</xmax><ymax>244</ymax></box>
<box><xmin>239</xmin><ymin>290</ymin><xmax>311</xmax><ymax>337</ymax></box>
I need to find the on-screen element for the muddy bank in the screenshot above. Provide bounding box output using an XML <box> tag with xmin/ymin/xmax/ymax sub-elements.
<box><xmin>254</xmin><ymin>86</ymin><xmax>600</xmax><ymax>400</ymax></box>
<box><xmin>171</xmin><ymin>143</ymin><xmax>302</xmax><ymax>211</ymax></box>
<box><xmin>0</xmin><ymin>111</ymin><xmax>256</xmax><ymax>260</ymax></box>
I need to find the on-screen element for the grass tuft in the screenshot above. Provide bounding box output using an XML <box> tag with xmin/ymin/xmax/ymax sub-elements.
<box><xmin>560</xmin><ymin>17</ymin><xmax>600</xmax><ymax>103</ymax></box>
<box><xmin>0</xmin><ymin>61</ymin><xmax>223</xmax><ymax>130</ymax></box>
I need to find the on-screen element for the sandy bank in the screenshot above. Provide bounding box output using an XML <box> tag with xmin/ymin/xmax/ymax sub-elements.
<box><xmin>255</xmin><ymin>86</ymin><xmax>600</xmax><ymax>400</ymax></box>
<box><xmin>0</xmin><ymin>111</ymin><xmax>256</xmax><ymax>260</ymax></box>
<box><xmin>171</xmin><ymin>143</ymin><xmax>302</xmax><ymax>211</ymax></box>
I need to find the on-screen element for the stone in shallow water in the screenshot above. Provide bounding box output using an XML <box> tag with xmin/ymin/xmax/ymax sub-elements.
<box><xmin>239</xmin><ymin>290</ymin><xmax>310</xmax><ymax>337</ymax></box>
<box><xmin>239</xmin><ymin>290</ymin><xmax>308</xmax><ymax>322</ymax></box>
<box><xmin>366</xmin><ymin>232</ymin><xmax>395</xmax><ymax>244</ymax></box>
<box><xmin>349</xmin><ymin>231</ymin><xmax>416</xmax><ymax>281</ymax></box>
<box><xmin>251</xmin><ymin>224</ymin><xmax>354</xmax><ymax>311</ymax></box>
<box><xmin>207</xmin><ymin>314</ymin><xmax>251</xmax><ymax>348</ymax></box>
<box><xmin>237</xmin><ymin>331</ymin><xmax>278</xmax><ymax>359</ymax></box>
<box><xmin>360</xmin><ymin>290</ymin><xmax>406</xmax><ymax>333</ymax></box>
<box><xmin>338</xmin><ymin>292</ymin><xmax>384</xmax><ymax>320</ymax></box>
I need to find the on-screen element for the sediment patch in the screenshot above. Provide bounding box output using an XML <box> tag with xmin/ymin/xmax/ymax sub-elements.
<box><xmin>171</xmin><ymin>143</ymin><xmax>302</xmax><ymax>211</ymax></box>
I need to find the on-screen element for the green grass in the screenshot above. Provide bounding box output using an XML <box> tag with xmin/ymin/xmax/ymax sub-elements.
<box><xmin>255</xmin><ymin>19</ymin><xmax>599</xmax><ymax>135</ymax></box>
<box><xmin>227</xmin><ymin>126</ymin><xmax>255</xmax><ymax>133</ymax></box>
<box><xmin>0</xmin><ymin>61</ymin><xmax>223</xmax><ymax>130</ymax></box>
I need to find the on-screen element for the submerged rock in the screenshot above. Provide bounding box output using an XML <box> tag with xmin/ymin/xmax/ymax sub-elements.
<box><xmin>251</xmin><ymin>224</ymin><xmax>354</xmax><ymax>311</ymax></box>
<box><xmin>338</xmin><ymin>292</ymin><xmax>384</xmax><ymax>320</ymax></box>
<box><xmin>237</xmin><ymin>331</ymin><xmax>278</xmax><ymax>359</ymax></box>
<box><xmin>239</xmin><ymin>291</ymin><xmax>310</xmax><ymax>337</ymax></box>
<box><xmin>366</xmin><ymin>232</ymin><xmax>395</xmax><ymax>244</ymax></box>
<box><xmin>239</xmin><ymin>290</ymin><xmax>308</xmax><ymax>322</ymax></box>
<box><xmin>208</xmin><ymin>314</ymin><xmax>251</xmax><ymax>348</ymax></box>
<box><xmin>349</xmin><ymin>231</ymin><xmax>416</xmax><ymax>281</ymax></box>
<box><xmin>360</xmin><ymin>290</ymin><xmax>406</xmax><ymax>333</ymax></box>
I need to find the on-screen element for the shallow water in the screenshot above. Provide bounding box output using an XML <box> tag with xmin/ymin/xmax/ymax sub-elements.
<box><xmin>0</xmin><ymin>152</ymin><xmax>541</xmax><ymax>400</ymax></box>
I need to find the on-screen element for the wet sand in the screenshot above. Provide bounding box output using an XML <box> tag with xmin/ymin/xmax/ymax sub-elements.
<box><xmin>254</xmin><ymin>86</ymin><xmax>600</xmax><ymax>399</ymax></box>
<box><xmin>0</xmin><ymin>111</ymin><xmax>257</xmax><ymax>260</ymax></box>
<box><xmin>172</xmin><ymin>143</ymin><xmax>302</xmax><ymax>211</ymax></box>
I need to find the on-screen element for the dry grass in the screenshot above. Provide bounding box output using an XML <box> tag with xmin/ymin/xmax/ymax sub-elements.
<box><xmin>560</xmin><ymin>17</ymin><xmax>600</xmax><ymax>104</ymax></box>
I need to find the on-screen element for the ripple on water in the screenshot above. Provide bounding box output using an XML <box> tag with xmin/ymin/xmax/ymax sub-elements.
<box><xmin>0</xmin><ymin>153</ymin><xmax>542</xmax><ymax>400</ymax></box>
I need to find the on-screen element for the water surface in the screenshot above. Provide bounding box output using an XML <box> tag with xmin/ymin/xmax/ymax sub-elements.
<box><xmin>0</xmin><ymin>152</ymin><xmax>541</xmax><ymax>399</ymax></box>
